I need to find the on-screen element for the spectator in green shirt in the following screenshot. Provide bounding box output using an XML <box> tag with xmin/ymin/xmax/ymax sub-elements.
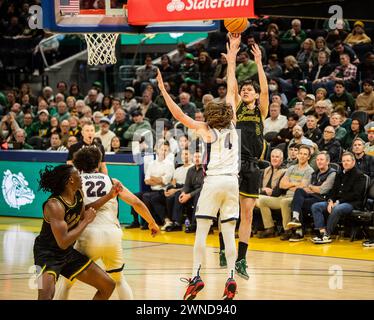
<box><xmin>281</xmin><ymin>19</ymin><xmax>307</xmax><ymax>46</ymax></box>
<box><xmin>235</xmin><ymin>51</ymin><xmax>258</xmax><ymax>84</ymax></box>
<box><xmin>124</xmin><ymin>110</ymin><xmax>152</xmax><ymax>149</ymax></box>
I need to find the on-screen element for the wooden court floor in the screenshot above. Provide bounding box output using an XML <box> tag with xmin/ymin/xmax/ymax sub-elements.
<box><xmin>0</xmin><ymin>217</ymin><xmax>373</xmax><ymax>300</ymax></box>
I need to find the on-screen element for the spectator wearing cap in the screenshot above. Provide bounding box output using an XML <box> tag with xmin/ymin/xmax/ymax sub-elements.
<box><xmin>110</xmin><ymin>108</ymin><xmax>131</xmax><ymax>147</ymax></box>
<box><xmin>355</xmin><ymin>79</ymin><xmax>374</xmax><ymax>115</ymax></box>
<box><xmin>42</xmin><ymin>86</ymin><xmax>54</xmax><ymax>104</ymax></box>
<box><xmin>341</xmin><ymin>118</ymin><xmax>368</xmax><ymax>150</ymax></box>
<box><xmin>29</xmin><ymin>109</ymin><xmax>51</xmax><ymax>140</ymax></box>
<box><xmin>288</xmin><ymin>85</ymin><xmax>307</xmax><ymax>109</ymax></box>
<box><xmin>94</xmin><ymin>116</ymin><xmax>116</xmax><ymax>152</ymax></box>
<box><xmin>264</xmin><ymin>54</ymin><xmax>283</xmax><ymax>79</ymax></box>
<box><xmin>122</xmin><ymin>87</ymin><xmax>138</xmax><ymax>113</ymax></box>
<box><xmin>133</xmin><ymin>55</ymin><xmax>158</xmax><ymax>95</ymax></box>
<box><xmin>365</xmin><ymin>127</ymin><xmax>374</xmax><ymax>156</ymax></box>
<box><xmin>352</xmin><ymin>137</ymin><xmax>374</xmax><ymax>179</ymax></box>
<box><xmin>344</xmin><ymin>21</ymin><xmax>372</xmax><ymax>47</ymax></box>
<box><xmin>179</xmin><ymin>53</ymin><xmax>200</xmax><ymax>85</ymax></box>
<box><xmin>123</xmin><ymin>110</ymin><xmax>152</xmax><ymax>149</ymax></box>
<box><xmin>329</xmin><ymin>80</ymin><xmax>356</xmax><ymax>114</ymax></box>
<box><xmin>303</xmin><ymin>94</ymin><xmax>316</xmax><ymax>115</ymax></box>
<box><xmin>329</xmin><ymin>112</ymin><xmax>347</xmax><ymax>141</ymax></box>
<box><xmin>236</xmin><ymin>51</ymin><xmax>258</xmax><ymax>84</ymax></box>
<box><xmin>304</xmin><ymin>114</ymin><xmax>322</xmax><ymax>143</ymax></box>
<box><xmin>316</xmin><ymin>53</ymin><xmax>358</xmax><ymax>95</ymax></box>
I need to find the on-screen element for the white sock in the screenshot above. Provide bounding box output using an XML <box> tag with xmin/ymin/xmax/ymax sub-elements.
<box><xmin>221</xmin><ymin>221</ymin><xmax>237</xmax><ymax>279</ymax></box>
<box><xmin>54</xmin><ymin>277</ymin><xmax>73</xmax><ymax>300</ymax></box>
<box><xmin>192</xmin><ymin>219</ymin><xmax>212</xmax><ymax>278</ymax></box>
<box><xmin>293</xmin><ymin>211</ymin><xmax>300</xmax><ymax>220</ymax></box>
<box><xmin>116</xmin><ymin>277</ymin><xmax>134</xmax><ymax>300</ymax></box>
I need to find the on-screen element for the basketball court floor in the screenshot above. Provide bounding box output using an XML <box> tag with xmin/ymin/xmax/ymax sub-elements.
<box><xmin>0</xmin><ymin>217</ymin><xmax>373</xmax><ymax>300</ymax></box>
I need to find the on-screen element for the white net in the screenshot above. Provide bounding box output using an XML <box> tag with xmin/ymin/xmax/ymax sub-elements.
<box><xmin>84</xmin><ymin>33</ymin><xmax>119</xmax><ymax>65</ymax></box>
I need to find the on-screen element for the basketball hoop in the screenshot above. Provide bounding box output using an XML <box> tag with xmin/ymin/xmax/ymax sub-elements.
<box><xmin>84</xmin><ymin>33</ymin><xmax>119</xmax><ymax>65</ymax></box>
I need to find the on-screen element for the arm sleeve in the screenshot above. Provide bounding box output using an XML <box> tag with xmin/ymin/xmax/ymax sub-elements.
<box><xmin>319</xmin><ymin>172</ymin><xmax>337</xmax><ymax>195</ymax></box>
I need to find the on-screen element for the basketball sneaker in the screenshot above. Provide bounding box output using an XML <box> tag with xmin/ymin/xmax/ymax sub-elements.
<box><xmin>235</xmin><ymin>259</ymin><xmax>249</xmax><ymax>280</ymax></box>
<box><xmin>222</xmin><ymin>278</ymin><xmax>237</xmax><ymax>300</ymax></box>
<box><xmin>219</xmin><ymin>250</ymin><xmax>227</xmax><ymax>268</ymax></box>
<box><xmin>287</xmin><ymin>217</ymin><xmax>302</xmax><ymax>229</ymax></box>
<box><xmin>363</xmin><ymin>239</ymin><xmax>374</xmax><ymax>247</ymax></box>
<box><xmin>312</xmin><ymin>234</ymin><xmax>332</xmax><ymax>244</ymax></box>
<box><xmin>182</xmin><ymin>276</ymin><xmax>205</xmax><ymax>300</ymax></box>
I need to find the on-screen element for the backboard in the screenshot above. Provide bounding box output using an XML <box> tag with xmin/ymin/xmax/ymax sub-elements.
<box><xmin>43</xmin><ymin>0</ymin><xmax>220</xmax><ymax>34</ymax></box>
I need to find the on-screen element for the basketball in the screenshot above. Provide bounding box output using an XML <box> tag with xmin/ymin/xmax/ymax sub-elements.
<box><xmin>224</xmin><ymin>18</ymin><xmax>249</xmax><ymax>34</ymax></box>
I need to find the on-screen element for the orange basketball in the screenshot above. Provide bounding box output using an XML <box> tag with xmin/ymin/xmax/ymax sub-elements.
<box><xmin>224</xmin><ymin>18</ymin><xmax>249</xmax><ymax>34</ymax></box>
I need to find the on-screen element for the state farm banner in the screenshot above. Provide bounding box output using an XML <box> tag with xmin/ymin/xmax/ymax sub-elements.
<box><xmin>127</xmin><ymin>0</ymin><xmax>255</xmax><ymax>25</ymax></box>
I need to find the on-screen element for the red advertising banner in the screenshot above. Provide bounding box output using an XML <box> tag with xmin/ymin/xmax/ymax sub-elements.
<box><xmin>127</xmin><ymin>0</ymin><xmax>255</xmax><ymax>25</ymax></box>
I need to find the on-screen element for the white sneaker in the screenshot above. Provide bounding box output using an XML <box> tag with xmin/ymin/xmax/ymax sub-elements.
<box><xmin>312</xmin><ymin>234</ymin><xmax>332</xmax><ymax>244</ymax></box>
<box><xmin>161</xmin><ymin>220</ymin><xmax>173</xmax><ymax>231</ymax></box>
<box><xmin>363</xmin><ymin>240</ymin><xmax>374</xmax><ymax>247</ymax></box>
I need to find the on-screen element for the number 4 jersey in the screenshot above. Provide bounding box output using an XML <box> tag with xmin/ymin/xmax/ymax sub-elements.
<box><xmin>81</xmin><ymin>173</ymin><xmax>119</xmax><ymax>227</ymax></box>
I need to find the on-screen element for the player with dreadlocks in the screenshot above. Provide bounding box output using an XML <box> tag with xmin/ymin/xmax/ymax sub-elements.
<box><xmin>157</xmin><ymin>69</ymin><xmax>239</xmax><ymax>300</ymax></box>
<box><xmin>34</xmin><ymin>164</ymin><xmax>121</xmax><ymax>300</ymax></box>
<box><xmin>54</xmin><ymin>146</ymin><xmax>159</xmax><ymax>300</ymax></box>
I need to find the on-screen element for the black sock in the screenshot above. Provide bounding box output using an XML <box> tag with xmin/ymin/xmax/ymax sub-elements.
<box><xmin>219</xmin><ymin>232</ymin><xmax>225</xmax><ymax>251</ymax></box>
<box><xmin>237</xmin><ymin>242</ymin><xmax>248</xmax><ymax>262</ymax></box>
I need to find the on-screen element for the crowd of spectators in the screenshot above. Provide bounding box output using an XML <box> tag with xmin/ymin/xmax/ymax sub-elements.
<box><xmin>0</xmin><ymin>4</ymin><xmax>373</xmax><ymax>245</ymax></box>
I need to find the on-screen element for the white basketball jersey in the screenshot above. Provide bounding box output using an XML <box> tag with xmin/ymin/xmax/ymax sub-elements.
<box><xmin>81</xmin><ymin>173</ymin><xmax>119</xmax><ymax>227</ymax></box>
<box><xmin>205</xmin><ymin>123</ymin><xmax>239</xmax><ymax>176</ymax></box>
